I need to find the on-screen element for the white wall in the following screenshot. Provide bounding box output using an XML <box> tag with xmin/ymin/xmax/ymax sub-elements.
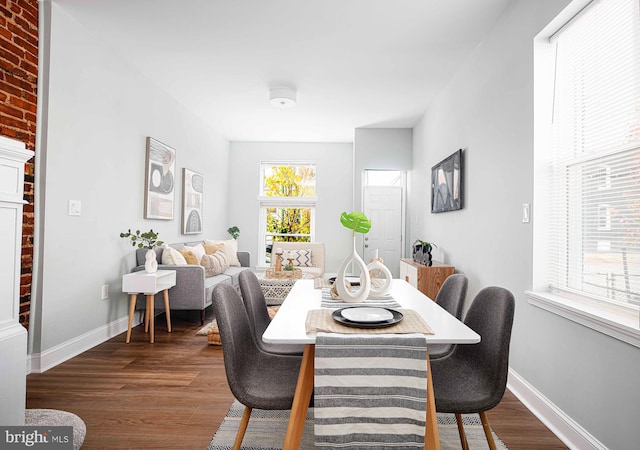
<box><xmin>227</xmin><ymin>142</ymin><xmax>353</xmax><ymax>274</ymax></box>
<box><xmin>30</xmin><ymin>4</ymin><xmax>230</xmax><ymax>362</ymax></box>
<box><xmin>354</xmin><ymin>128</ymin><xmax>412</xmax><ymax>211</ymax></box>
<box><xmin>409</xmin><ymin>1</ymin><xmax>640</xmax><ymax>449</ymax></box>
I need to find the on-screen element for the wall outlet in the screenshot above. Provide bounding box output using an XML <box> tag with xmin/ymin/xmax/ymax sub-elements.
<box><xmin>101</xmin><ymin>284</ymin><xmax>109</xmax><ymax>299</ymax></box>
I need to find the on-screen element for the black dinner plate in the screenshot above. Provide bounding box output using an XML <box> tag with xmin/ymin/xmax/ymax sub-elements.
<box><xmin>328</xmin><ymin>276</ymin><xmax>361</xmax><ymax>287</ymax></box>
<box><xmin>332</xmin><ymin>308</ymin><xmax>403</xmax><ymax>328</ymax></box>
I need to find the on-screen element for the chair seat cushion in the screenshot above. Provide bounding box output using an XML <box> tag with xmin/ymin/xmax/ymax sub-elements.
<box><xmin>237</xmin><ymin>352</ymin><xmax>301</xmax><ymax>410</ymax></box>
<box><xmin>431</xmin><ymin>357</ymin><xmax>504</xmax><ymax>413</ymax></box>
<box><xmin>223</xmin><ymin>266</ymin><xmax>251</xmax><ymax>286</ymax></box>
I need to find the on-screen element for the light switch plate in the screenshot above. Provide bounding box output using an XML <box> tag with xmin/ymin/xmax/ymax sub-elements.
<box><xmin>68</xmin><ymin>200</ymin><xmax>81</xmax><ymax>216</ymax></box>
<box><xmin>522</xmin><ymin>203</ymin><xmax>530</xmax><ymax>223</ymax></box>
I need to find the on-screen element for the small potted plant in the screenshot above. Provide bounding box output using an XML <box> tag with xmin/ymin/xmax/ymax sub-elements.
<box><xmin>120</xmin><ymin>229</ymin><xmax>164</xmax><ymax>249</ymax></box>
<box><xmin>227</xmin><ymin>226</ymin><xmax>240</xmax><ymax>240</ymax></box>
<box><xmin>412</xmin><ymin>239</ymin><xmax>437</xmax><ymax>266</ymax></box>
<box><xmin>120</xmin><ymin>229</ymin><xmax>164</xmax><ymax>273</ymax></box>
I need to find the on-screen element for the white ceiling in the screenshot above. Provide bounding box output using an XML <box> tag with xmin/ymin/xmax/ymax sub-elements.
<box><xmin>54</xmin><ymin>0</ymin><xmax>512</xmax><ymax>142</ymax></box>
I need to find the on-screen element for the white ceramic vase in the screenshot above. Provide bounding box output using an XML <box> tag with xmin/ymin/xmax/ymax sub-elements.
<box><xmin>367</xmin><ymin>250</ymin><xmax>392</xmax><ymax>297</ymax></box>
<box><xmin>335</xmin><ymin>236</ymin><xmax>371</xmax><ymax>303</ymax></box>
<box><xmin>144</xmin><ymin>248</ymin><xmax>158</xmax><ymax>274</ymax></box>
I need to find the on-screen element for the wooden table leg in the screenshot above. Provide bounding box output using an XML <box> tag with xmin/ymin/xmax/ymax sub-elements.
<box><xmin>125</xmin><ymin>294</ymin><xmax>137</xmax><ymax>343</ymax></box>
<box><xmin>283</xmin><ymin>344</ymin><xmax>314</xmax><ymax>450</ymax></box>
<box><xmin>147</xmin><ymin>294</ymin><xmax>155</xmax><ymax>343</ymax></box>
<box><xmin>425</xmin><ymin>354</ymin><xmax>441</xmax><ymax>450</ymax></box>
<box><xmin>144</xmin><ymin>301</ymin><xmax>150</xmax><ymax>333</ymax></box>
<box><xmin>163</xmin><ymin>289</ymin><xmax>171</xmax><ymax>333</ymax></box>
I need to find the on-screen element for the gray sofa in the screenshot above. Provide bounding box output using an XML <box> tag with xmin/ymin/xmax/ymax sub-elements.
<box><xmin>132</xmin><ymin>243</ymin><xmax>251</xmax><ymax>323</ymax></box>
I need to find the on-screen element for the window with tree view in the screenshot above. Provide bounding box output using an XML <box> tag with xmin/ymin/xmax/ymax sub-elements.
<box><xmin>259</xmin><ymin>164</ymin><xmax>316</xmax><ymax>265</ymax></box>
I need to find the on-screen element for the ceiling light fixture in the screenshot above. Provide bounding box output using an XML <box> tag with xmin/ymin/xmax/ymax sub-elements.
<box><xmin>269</xmin><ymin>87</ymin><xmax>297</xmax><ymax>108</ymax></box>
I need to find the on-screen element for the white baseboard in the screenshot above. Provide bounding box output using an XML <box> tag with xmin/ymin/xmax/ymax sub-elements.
<box><xmin>507</xmin><ymin>368</ymin><xmax>606</xmax><ymax>450</ymax></box>
<box><xmin>28</xmin><ymin>313</ymin><xmax>142</xmax><ymax>374</ymax></box>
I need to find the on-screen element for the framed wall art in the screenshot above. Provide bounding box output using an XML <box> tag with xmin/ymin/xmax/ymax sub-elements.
<box><xmin>144</xmin><ymin>137</ymin><xmax>176</xmax><ymax>220</ymax></box>
<box><xmin>431</xmin><ymin>148</ymin><xmax>463</xmax><ymax>213</ymax></box>
<box><xmin>182</xmin><ymin>168</ymin><xmax>203</xmax><ymax>234</ymax></box>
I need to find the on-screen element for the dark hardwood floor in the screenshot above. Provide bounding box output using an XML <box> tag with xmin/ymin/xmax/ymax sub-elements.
<box><xmin>26</xmin><ymin>311</ymin><xmax>568</xmax><ymax>449</ymax></box>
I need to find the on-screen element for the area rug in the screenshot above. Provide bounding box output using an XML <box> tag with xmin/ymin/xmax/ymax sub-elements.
<box><xmin>196</xmin><ymin>319</ymin><xmax>217</xmax><ymax>336</ymax></box>
<box><xmin>25</xmin><ymin>409</ymin><xmax>86</xmax><ymax>450</ymax></box>
<box><xmin>196</xmin><ymin>307</ymin><xmax>280</xmax><ymax>337</ymax></box>
<box><xmin>208</xmin><ymin>400</ymin><xmax>507</xmax><ymax>450</ymax></box>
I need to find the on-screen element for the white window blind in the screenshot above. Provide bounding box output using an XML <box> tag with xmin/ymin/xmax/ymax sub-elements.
<box><xmin>549</xmin><ymin>0</ymin><xmax>640</xmax><ymax>308</ymax></box>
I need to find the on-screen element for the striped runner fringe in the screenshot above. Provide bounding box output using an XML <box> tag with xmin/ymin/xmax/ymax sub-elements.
<box><xmin>321</xmin><ymin>288</ymin><xmax>401</xmax><ymax>309</ymax></box>
<box><xmin>314</xmin><ymin>332</ymin><xmax>428</xmax><ymax>449</ymax></box>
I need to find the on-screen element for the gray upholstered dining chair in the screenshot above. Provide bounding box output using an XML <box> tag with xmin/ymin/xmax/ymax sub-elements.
<box><xmin>430</xmin><ymin>286</ymin><xmax>515</xmax><ymax>450</ymax></box>
<box><xmin>238</xmin><ymin>271</ymin><xmax>304</xmax><ymax>355</ymax></box>
<box><xmin>212</xmin><ymin>283</ymin><xmax>302</xmax><ymax>450</ymax></box>
<box><xmin>428</xmin><ymin>274</ymin><xmax>468</xmax><ymax>360</ymax></box>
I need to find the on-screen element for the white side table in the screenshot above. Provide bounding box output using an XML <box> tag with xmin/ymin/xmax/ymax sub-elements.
<box><xmin>122</xmin><ymin>270</ymin><xmax>176</xmax><ymax>343</ymax></box>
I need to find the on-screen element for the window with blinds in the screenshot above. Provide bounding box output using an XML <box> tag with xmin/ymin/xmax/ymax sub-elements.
<box><xmin>548</xmin><ymin>0</ymin><xmax>640</xmax><ymax>308</ymax></box>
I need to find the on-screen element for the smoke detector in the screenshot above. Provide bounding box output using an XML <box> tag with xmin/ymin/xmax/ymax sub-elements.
<box><xmin>269</xmin><ymin>87</ymin><xmax>297</xmax><ymax>108</ymax></box>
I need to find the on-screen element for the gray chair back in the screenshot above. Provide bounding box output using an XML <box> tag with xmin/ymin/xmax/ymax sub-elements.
<box><xmin>433</xmin><ymin>286</ymin><xmax>515</xmax><ymax>413</ymax></box>
<box><xmin>435</xmin><ymin>273</ymin><xmax>468</xmax><ymax>318</ymax></box>
<box><xmin>238</xmin><ymin>271</ymin><xmax>303</xmax><ymax>355</ymax></box>
<box><xmin>461</xmin><ymin>286</ymin><xmax>515</xmax><ymax>408</ymax></box>
<box><xmin>429</xmin><ymin>274</ymin><xmax>468</xmax><ymax>359</ymax></box>
<box><xmin>430</xmin><ymin>285</ymin><xmax>515</xmax><ymax>449</ymax></box>
<box><xmin>212</xmin><ymin>283</ymin><xmax>301</xmax><ymax>410</ymax></box>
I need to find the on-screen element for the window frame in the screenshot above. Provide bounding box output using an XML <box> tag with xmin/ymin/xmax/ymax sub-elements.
<box><xmin>257</xmin><ymin>162</ymin><xmax>317</xmax><ymax>267</ymax></box>
<box><xmin>530</xmin><ymin>0</ymin><xmax>640</xmax><ymax>347</ymax></box>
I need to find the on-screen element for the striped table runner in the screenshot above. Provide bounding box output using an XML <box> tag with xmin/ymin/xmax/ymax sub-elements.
<box><xmin>314</xmin><ymin>332</ymin><xmax>428</xmax><ymax>448</ymax></box>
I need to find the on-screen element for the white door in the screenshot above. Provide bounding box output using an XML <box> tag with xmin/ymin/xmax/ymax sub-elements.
<box><xmin>363</xmin><ymin>186</ymin><xmax>403</xmax><ymax>278</ymax></box>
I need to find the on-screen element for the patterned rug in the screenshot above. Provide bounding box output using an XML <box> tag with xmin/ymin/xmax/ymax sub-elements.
<box><xmin>196</xmin><ymin>319</ymin><xmax>218</xmax><ymax>336</ymax></box>
<box><xmin>208</xmin><ymin>400</ymin><xmax>508</xmax><ymax>450</ymax></box>
<box><xmin>196</xmin><ymin>307</ymin><xmax>280</xmax><ymax>345</ymax></box>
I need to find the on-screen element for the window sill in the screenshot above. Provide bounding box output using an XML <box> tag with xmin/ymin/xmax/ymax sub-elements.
<box><xmin>257</xmin><ymin>196</ymin><xmax>317</xmax><ymax>204</ymax></box>
<box><xmin>526</xmin><ymin>291</ymin><xmax>640</xmax><ymax>348</ymax></box>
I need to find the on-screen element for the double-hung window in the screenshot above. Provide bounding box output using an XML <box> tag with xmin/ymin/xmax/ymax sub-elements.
<box><xmin>531</xmin><ymin>0</ymin><xmax>640</xmax><ymax>346</ymax></box>
<box><xmin>258</xmin><ymin>163</ymin><xmax>317</xmax><ymax>266</ymax></box>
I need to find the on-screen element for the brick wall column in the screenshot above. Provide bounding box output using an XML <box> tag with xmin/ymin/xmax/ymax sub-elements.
<box><xmin>0</xmin><ymin>0</ymin><xmax>39</xmax><ymax>330</ymax></box>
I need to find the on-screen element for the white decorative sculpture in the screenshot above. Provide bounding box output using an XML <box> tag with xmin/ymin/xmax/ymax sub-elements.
<box><xmin>335</xmin><ymin>235</ymin><xmax>371</xmax><ymax>303</ymax></box>
<box><xmin>367</xmin><ymin>249</ymin><xmax>392</xmax><ymax>297</ymax></box>
<box><xmin>145</xmin><ymin>249</ymin><xmax>158</xmax><ymax>273</ymax></box>
<box><xmin>335</xmin><ymin>212</ymin><xmax>372</xmax><ymax>303</ymax></box>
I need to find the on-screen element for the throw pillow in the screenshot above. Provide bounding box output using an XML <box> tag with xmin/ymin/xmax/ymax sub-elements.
<box><xmin>282</xmin><ymin>249</ymin><xmax>313</xmax><ymax>267</ymax></box>
<box><xmin>204</xmin><ymin>243</ymin><xmax>224</xmax><ymax>255</ymax></box>
<box><xmin>161</xmin><ymin>246</ymin><xmax>187</xmax><ymax>265</ymax></box>
<box><xmin>178</xmin><ymin>250</ymin><xmax>199</xmax><ymax>265</ymax></box>
<box><xmin>183</xmin><ymin>244</ymin><xmax>206</xmax><ymax>264</ymax></box>
<box><xmin>205</xmin><ymin>239</ymin><xmax>240</xmax><ymax>267</ymax></box>
<box><xmin>200</xmin><ymin>252</ymin><xmax>230</xmax><ymax>277</ymax></box>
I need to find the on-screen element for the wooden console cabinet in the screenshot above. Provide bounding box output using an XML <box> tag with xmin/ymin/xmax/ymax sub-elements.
<box><xmin>400</xmin><ymin>258</ymin><xmax>455</xmax><ymax>300</ymax></box>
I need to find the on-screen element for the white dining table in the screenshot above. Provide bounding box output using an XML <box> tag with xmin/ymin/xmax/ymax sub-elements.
<box><xmin>263</xmin><ymin>279</ymin><xmax>480</xmax><ymax>450</ymax></box>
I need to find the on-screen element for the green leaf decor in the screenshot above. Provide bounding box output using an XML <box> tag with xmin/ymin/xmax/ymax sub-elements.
<box><xmin>339</xmin><ymin>212</ymin><xmax>371</xmax><ymax>234</ymax></box>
